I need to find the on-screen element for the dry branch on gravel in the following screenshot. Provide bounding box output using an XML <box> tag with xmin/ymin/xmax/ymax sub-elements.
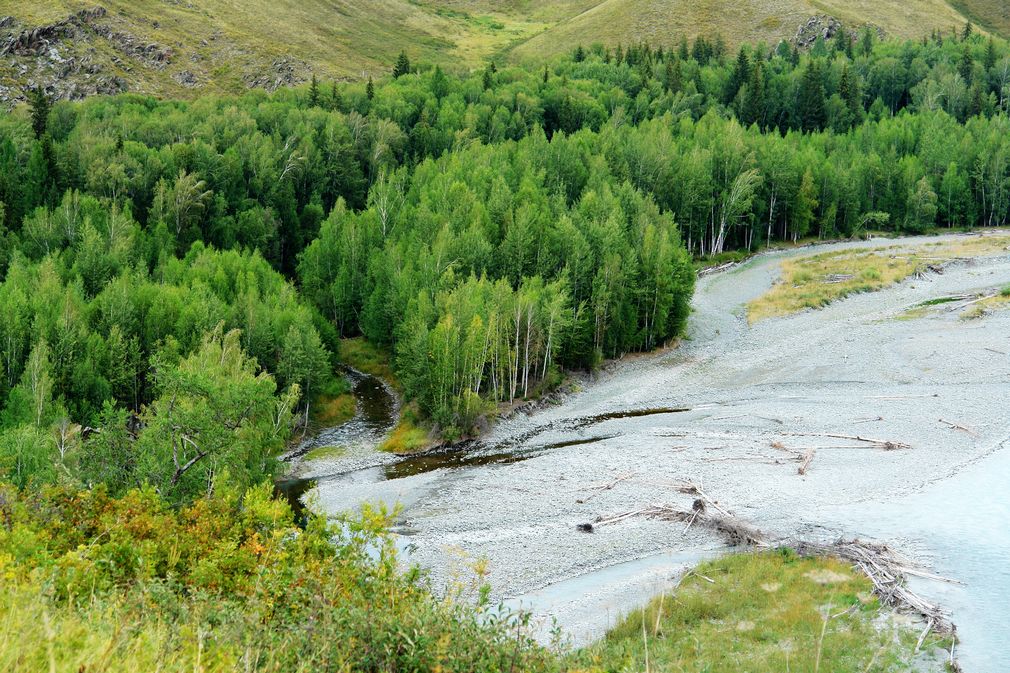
<box><xmin>938</xmin><ymin>418</ymin><xmax>976</xmax><ymax>436</ymax></box>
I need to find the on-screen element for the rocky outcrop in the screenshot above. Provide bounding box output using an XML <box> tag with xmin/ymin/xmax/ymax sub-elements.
<box><xmin>245</xmin><ymin>57</ymin><xmax>308</xmax><ymax>91</ymax></box>
<box><xmin>793</xmin><ymin>15</ymin><xmax>882</xmax><ymax>49</ymax></box>
<box><xmin>795</xmin><ymin>15</ymin><xmax>843</xmax><ymax>48</ymax></box>
<box><xmin>1</xmin><ymin>7</ymin><xmax>107</xmax><ymax>56</ymax></box>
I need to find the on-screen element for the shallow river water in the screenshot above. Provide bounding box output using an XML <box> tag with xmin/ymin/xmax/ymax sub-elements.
<box><xmin>288</xmin><ymin>234</ymin><xmax>1010</xmax><ymax>672</ymax></box>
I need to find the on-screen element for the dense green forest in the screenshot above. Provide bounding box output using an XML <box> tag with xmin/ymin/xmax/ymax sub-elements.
<box><xmin>1</xmin><ymin>24</ymin><xmax>1009</xmax><ymax>669</ymax></box>
<box><xmin>4</xmin><ymin>26</ymin><xmax>1010</xmax><ymax>483</ymax></box>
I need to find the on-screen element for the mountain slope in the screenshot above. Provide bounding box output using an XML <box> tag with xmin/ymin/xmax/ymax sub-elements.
<box><xmin>511</xmin><ymin>0</ymin><xmax>973</xmax><ymax>61</ymax></box>
<box><xmin>0</xmin><ymin>0</ymin><xmax>989</xmax><ymax>104</ymax></box>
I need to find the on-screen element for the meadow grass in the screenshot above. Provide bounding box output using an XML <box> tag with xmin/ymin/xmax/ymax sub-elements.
<box><xmin>569</xmin><ymin>550</ymin><xmax>952</xmax><ymax>673</ymax></box>
<box><xmin>378</xmin><ymin>404</ymin><xmax>433</xmax><ymax>454</ymax></box>
<box><xmin>339</xmin><ymin>337</ymin><xmax>399</xmax><ymax>389</ymax></box>
<box><xmin>748</xmin><ymin>233</ymin><xmax>1010</xmax><ymax>323</ymax></box>
<box><xmin>304</xmin><ymin>445</ymin><xmax>347</xmax><ymax>460</ymax></box>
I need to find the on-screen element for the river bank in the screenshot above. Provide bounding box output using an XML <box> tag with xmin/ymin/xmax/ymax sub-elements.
<box><xmin>286</xmin><ymin>232</ymin><xmax>1010</xmax><ymax>671</ymax></box>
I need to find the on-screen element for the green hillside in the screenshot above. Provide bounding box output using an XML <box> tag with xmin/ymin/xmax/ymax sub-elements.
<box><xmin>0</xmin><ymin>0</ymin><xmax>994</xmax><ymax>102</ymax></box>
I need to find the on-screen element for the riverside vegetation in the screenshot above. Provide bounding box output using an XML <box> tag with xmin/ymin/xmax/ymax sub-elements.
<box><xmin>2</xmin><ymin>24</ymin><xmax>1009</xmax><ymax>671</ymax></box>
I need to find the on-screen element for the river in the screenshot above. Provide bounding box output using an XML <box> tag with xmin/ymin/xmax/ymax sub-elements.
<box><xmin>286</xmin><ymin>234</ymin><xmax>1010</xmax><ymax>672</ymax></box>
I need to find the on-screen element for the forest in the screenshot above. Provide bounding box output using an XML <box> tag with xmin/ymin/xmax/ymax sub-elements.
<box><xmin>2</xmin><ymin>22</ymin><xmax>1010</xmax><ymax>670</ymax></box>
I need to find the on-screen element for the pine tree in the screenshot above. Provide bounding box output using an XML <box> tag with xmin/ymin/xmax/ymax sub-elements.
<box><xmin>860</xmin><ymin>27</ymin><xmax>874</xmax><ymax>57</ymax></box>
<box><xmin>27</xmin><ymin>86</ymin><xmax>51</xmax><ymax>140</ymax></box>
<box><xmin>797</xmin><ymin>61</ymin><xmax>827</xmax><ymax>132</ymax></box>
<box><xmin>741</xmin><ymin>61</ymin><xmax>765</xmax><ymax>127</ymax></box>
<box><xmin>308</xmin><ymin>73</ymin><xmax>320</xmax><ymax>107</ymax></box>
<box><xmin>833</xmin><ymin>27</ymin><xmax>850</xmax><ymax>54</ymax></box>
<box><xmin>962</xmin><ymin>22</ymin><xmax>973</xmax><ymax>42</ymax></box>
<box><xmin>664</xmin><ymin>58</ymin><xmax>683</xmax><ymax>93</ymax></box>
<box><xmin>839</xmin><ymin>64</ymin><xmax>863</xmax><ymax>125</ymax></box>
<box><xmin>331</xmin><ymin>82</ymin><xmax>343</xmax><ymax>111</ymax></box>
<box><xmin>574</xmin><ymin>44</ymin><xmax>586</xmax><ymax>62</ymax></box>
<box><xmin>543</xmin><ymin>65</ymin><xmax>549</xmax><ymax>84</ymax></box>
<box><xmin>725</xmin><ymin>47</ymin><xmax>750</xmax><ymax>104</ymax></box>
<box><xmin>482</xmin><ymin>64</ymin><xmax>493</xmax><ymax>90</ymax></box>
<box><xmin>393</xmin><ymin>51</ymin><xmax>411</xmax><ymax>78</ymax></box>
<box><xmin>960</xmin><ymin>46</ymin><xmax>974</xmax><ymax>84</ymax></box>
<box><xmin>984</xmin><ymin>38</ymin><xmax>997</xmax><ymax>71</ymax></box>
<box><xmin>366</xmin><ymin>76</ymin><xmax>374</xmax><ymax>100</ymax></box>
<box><xmin>678</xmin><ymin>37</ymin><xmax>690</xmax><ymax>61</ymax></box>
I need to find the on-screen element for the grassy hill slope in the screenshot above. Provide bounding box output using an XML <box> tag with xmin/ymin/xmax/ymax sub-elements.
<box><xmin>511</xmin><ymin>0</ymin><xmax>974</xmax><ymax>61</ymax></box>
<box><xmin>0</xmin><ymin>0</ymin><xmax>990</xmax><ymax>103</ymax></box>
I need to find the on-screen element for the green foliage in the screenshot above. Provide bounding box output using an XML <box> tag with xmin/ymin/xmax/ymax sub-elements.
<box><xmin>5</xmin><ymin>29</ymin><xmax>1010</xmax><ymax>479</ymax></box>
<box><xmin>0</xmin><ymin>481</ymin><xmax>559</xmax><ymax>672</ymax></box>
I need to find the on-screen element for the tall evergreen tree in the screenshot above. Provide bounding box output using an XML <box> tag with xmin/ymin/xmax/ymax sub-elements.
<box><xmin>330</xmin><ymin>82</ymin><xmax>343</xmax><ymax>111</ymax></box>
<box><xmin>27</xmin><ymin>86</ymin><xmax>51</xmax><ymax>140</ymax></box>
<box><xmin>984</xmin><ymin>38</ymin><xmax>997</xmax><ymax>72</ymax></box>
<box><xmin>366</xmin><ymin>76</ymin><xmax>374</xmax><ymax>100</ymax></box>
<box><xmin>960</xmin><ymin>46</ymin><xmax>974</xmax><ymax>84</ymax></box>
<box><xmin>797</xmin><ymin>61</ymin><xmax>827</xmax><ymax>132</ymax></box>
<box><xmin>860</xmin><ymin>27</ymin><xmax>875</xmax><ymax>57</ymax></box>
<box><xmin>742</xmin><ymin>61</ymin><xmax>765</xmax><ymax>127</ymax></box>
<box><xmin>308</xmin><ymin>73</ymin><xmax>320</xmax><ymax>107</ymax></box>
<box><xmin>725</xmin><ymin>48</ymin><xmax>750</xmax><ymax>104</ymax></box>
<box><xmin>962</xmin><ymin>22</ymin><xmax>974</xmax><ymax>42</ymax></box>
<box><xmin>393</xmin><ymin>51</ymin><xmax>411</xmax><ymax>78</ymax></box>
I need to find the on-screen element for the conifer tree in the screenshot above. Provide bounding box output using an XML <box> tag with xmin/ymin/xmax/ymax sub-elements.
<box><xmin>984</xmin><ymin>38</ymin><xmax>997</xmax><ymax>71</ymax></box>
<box><xmin>27</xmin><ymin>86</ymin><xmax>51</xmax><ymax>140</ymax></box>
<box><xmin>962</xmin><ymin>22</ymin><xmax>974</xmax><ymax>42</ymax></box>
<box><xmin>960</xmin><ymin>46</ymin><xmax>974</xmax><ymax>84</ymax></box>
<box><xmin>308</xmin><ymin>73</ymin><xmax>320</xmax><ymax>107</ymax></box>
<box><xmin>797</xmin><ymin>60</ymin><xmax>827</xmax><ymax>132</ymax></box>
<box><xmin>725</xmin><ymin>48</ymin><xmax>750</xmax><ymax>104</ymax></box>
<box><xmin>741</xmin><ymin>61</ymin><xmax>765</xmax><ymax>127</ymax></box>
<box><xmin>331</xmin><ymin>82</ymin><xmax>343</xmax><ymax>111</ymax></box>
<box><xmin>366</xmin><ymin>76</ymin><xmax>374</xmax><ymax>100</ymax></box>
<box><xmin>393</xmin><ymin>50</ymin><xmax>411</xmax><ymax>78</ymax></box>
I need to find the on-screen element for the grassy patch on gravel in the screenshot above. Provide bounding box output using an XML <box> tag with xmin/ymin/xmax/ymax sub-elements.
<box><xmin>340</xmin><ymin>338</ymin><xmax>399</xmax><ymax>389</ymax></box>
<box><xmin>378</xmin><ymin>404</ymin><xmax>433</xmax><ymax>454</ymax></box>
<box><xmin>748</xmin><ymin>234</ymin><xmax>1010</xmax><ymax>323</ymax></box>
<box><xmin>569</xmin><ymin>550</ymin><xmax>952</xmax><ymax>673</ymax></box>
<box><xmin>304</xmin><ymin>445</ymin><xmax>347</xmax><ymax>461</ymax></box>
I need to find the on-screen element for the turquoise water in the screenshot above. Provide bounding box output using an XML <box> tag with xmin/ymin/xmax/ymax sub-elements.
<box><xmin>844</xmin><ymin>440</ymin><xmax>1010</xmax><ymax>673</ymax></box>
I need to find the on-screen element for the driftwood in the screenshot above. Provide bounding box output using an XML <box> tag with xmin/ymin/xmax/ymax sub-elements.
<box><xmin>575</xmin><ymin>472</ymin><xmax>635</xmax><ymax>503</ymax></box>
<box><xmin>792</xmin><ymin>539</ymin><xmax>956</xmax><ymax>637</ymax></box>
<box><xmin>588</xmin><ymin>502</ymin><xmax>768</xmax><ymax>547</ymax></box>
<box><xmin>583</xmin><ymin>504</ymin><xmax>959</xmax><ymax>651</ymax></box>
<box><xmin>780</xmin><ymin>432</ymin><xmax>911</xmax><ymax>450</ymax></box>
<box><xmin>938</xmin><ymin>418</ymin><xmax>976</xmax><ymax>436</ymax></box>
<box><xmin>798</xmin><ymin>449</ymin><xmax>816</xmax><ymax>475</ymax></box>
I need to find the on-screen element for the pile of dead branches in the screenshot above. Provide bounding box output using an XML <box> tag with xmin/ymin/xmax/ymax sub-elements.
<box><xmin>584</xmin><ymin>501</ymin><xmax>958</xmax><ymax>650</ymax></box>
<box><xmin>793</xmin><ymin>539</ymin><xmax>958</xmax><ymax>638</ymax></box>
